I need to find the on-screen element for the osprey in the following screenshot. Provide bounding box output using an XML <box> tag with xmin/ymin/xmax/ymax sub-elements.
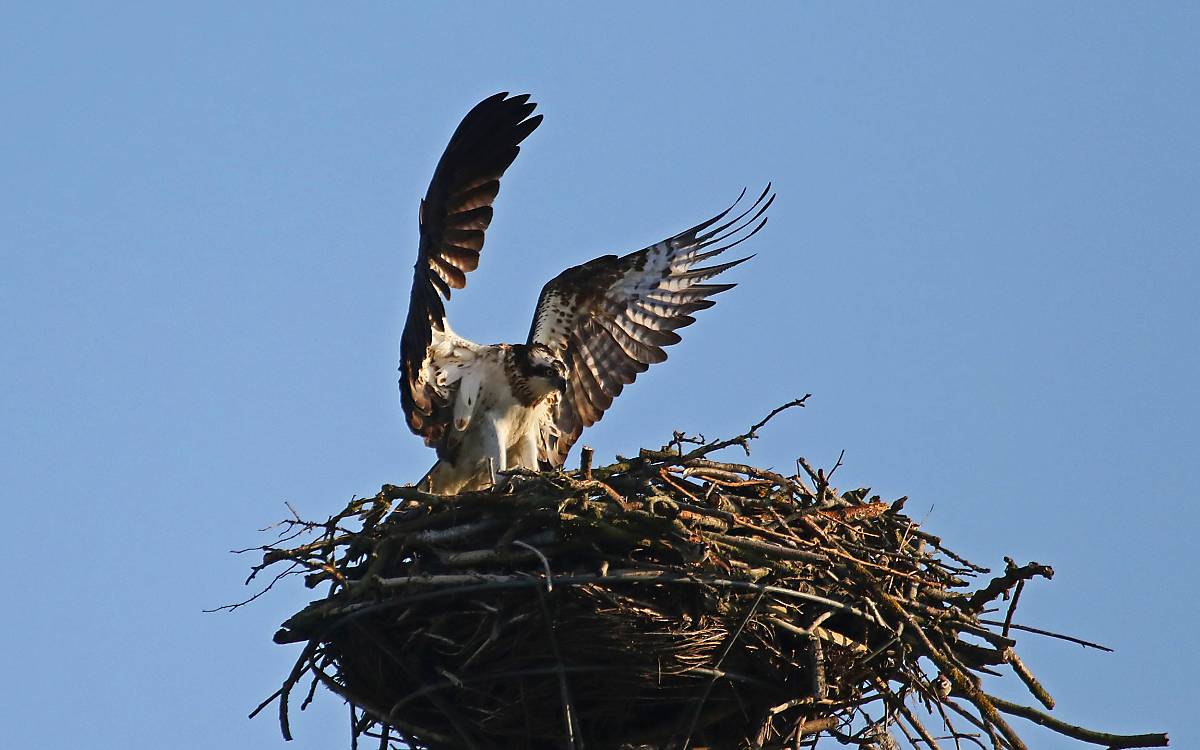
<box><xmin>400</xmin><ymin>92</ymin><xmax>772</xmax><ymax>493</ymax></box>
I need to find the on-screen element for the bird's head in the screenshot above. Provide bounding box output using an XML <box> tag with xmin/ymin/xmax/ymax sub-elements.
<box><xmin>521</xmin><ymin>343</ymin><xmax>568</xmax><ymax>394</ymax></box>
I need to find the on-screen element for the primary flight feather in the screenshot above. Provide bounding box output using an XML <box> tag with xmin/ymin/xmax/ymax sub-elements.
<box><xmin>400</xmin><ymin>92</ymin><xmax>772</xmax><ymax>493</ymax></box>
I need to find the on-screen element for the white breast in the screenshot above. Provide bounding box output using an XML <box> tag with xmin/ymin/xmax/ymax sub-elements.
<box><xmin>421</xmin><ymin>338</ymin><xmax>556</xmax><ymax>492</ymax></box>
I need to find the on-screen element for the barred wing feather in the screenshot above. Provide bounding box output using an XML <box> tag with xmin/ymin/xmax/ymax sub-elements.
<box><xmin>528</xmin><ymin>186</ymin><xmax>773</xmax><ymax>468</ymax></box>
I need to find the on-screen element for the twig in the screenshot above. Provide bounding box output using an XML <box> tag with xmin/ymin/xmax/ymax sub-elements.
<box><xmin>512</xmin><ymin>540</ymin><xmax>555</xmax><ymax>592</ymax></box>
<box><xmin>986</xmin><ymin>694</ymin><xmax>1168</xmax><ymax>749</ymax></box>
<box><xmin>248</xmin><ymin>640</ymin><xmax>316</xmax><ymax>740</ymax></box>
<box><xmin>1001</xmin><ymin>579</ymin><xmax>1024</xmax><ymax>639</ymax></box>
<box><xmin>533</xmin><ymin>586</ymin><xmax>583</xmax><ymax>750</ymax></box>
<box><xmin>1003</xmin><ymin>648</ymin><xmax>1054</xmax><ymax>710</ymax></box>
<box><xmin>579</xmin><ymin>446</ymin><xmax>594</xmax><ymax>480</ymax></box>
<box><xmin>826</xmin><ymin>450</ymin><xmax>846</xmax><ymax>481</ymax></box>
<box><xmin>976</xmin><ymin>619</ymin><xmax>1112</xmax><ymax>652</ymax></box>
<box><xmin>684</xmin><ymin>395</ymin><xmax>810</xmax><ymax>459</ymax></box>
<box><xmin>966</xmin><ymin>561</ymin><xmax>1053</xmax><ymax>613</ymax></box>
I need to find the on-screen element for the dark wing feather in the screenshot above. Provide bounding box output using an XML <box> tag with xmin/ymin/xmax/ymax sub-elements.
<box><xmin>400</xmin><ymin>93</ymin><xmax>542</xmax><ymax>449</ymax></box>
<box><xmin>528</xmin><ymin>186</ymin><xmax>773</xmax><ymax>467</ymax></box>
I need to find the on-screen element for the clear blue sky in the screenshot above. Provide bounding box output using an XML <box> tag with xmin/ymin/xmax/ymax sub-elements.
<box><xmin>2</xmin><ymin>4</ymin><xmax>1195</xmax><ymax>748</ymax></box>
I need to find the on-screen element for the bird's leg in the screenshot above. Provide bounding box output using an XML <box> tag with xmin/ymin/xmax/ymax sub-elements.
<box><xmin>481</xmin><ymin>419</ymin><xmax>507</xmax><ymax>490</ymax></box>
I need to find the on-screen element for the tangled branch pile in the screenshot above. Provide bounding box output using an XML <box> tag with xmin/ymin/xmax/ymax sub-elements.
<box><xmin>243</xmin><ymin>401</ymin><xmax>1168</xmax><ymax>750</ymax></box>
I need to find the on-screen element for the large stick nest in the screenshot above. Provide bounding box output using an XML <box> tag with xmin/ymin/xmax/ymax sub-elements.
<box><xmin>239</xmin><ymin>400</ymin><xmax>1167</xmax><ymax>750</ymax></box>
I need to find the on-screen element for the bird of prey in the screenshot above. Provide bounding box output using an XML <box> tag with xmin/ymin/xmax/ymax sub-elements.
<box><xmin>400</xmin><ymin>92</ymin><xmax>772</xmax><ymax>493</ymax></box>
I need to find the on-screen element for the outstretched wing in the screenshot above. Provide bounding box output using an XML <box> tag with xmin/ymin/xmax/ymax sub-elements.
<box><xmin>400</xmin><ymin>92</ymin><xmax>543</xmax><ymax>450</ymax></box>
<box><xmin>528</xmin><ymin>186</ymin><xmax>773</xmax><ymax>467</ymax></box>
